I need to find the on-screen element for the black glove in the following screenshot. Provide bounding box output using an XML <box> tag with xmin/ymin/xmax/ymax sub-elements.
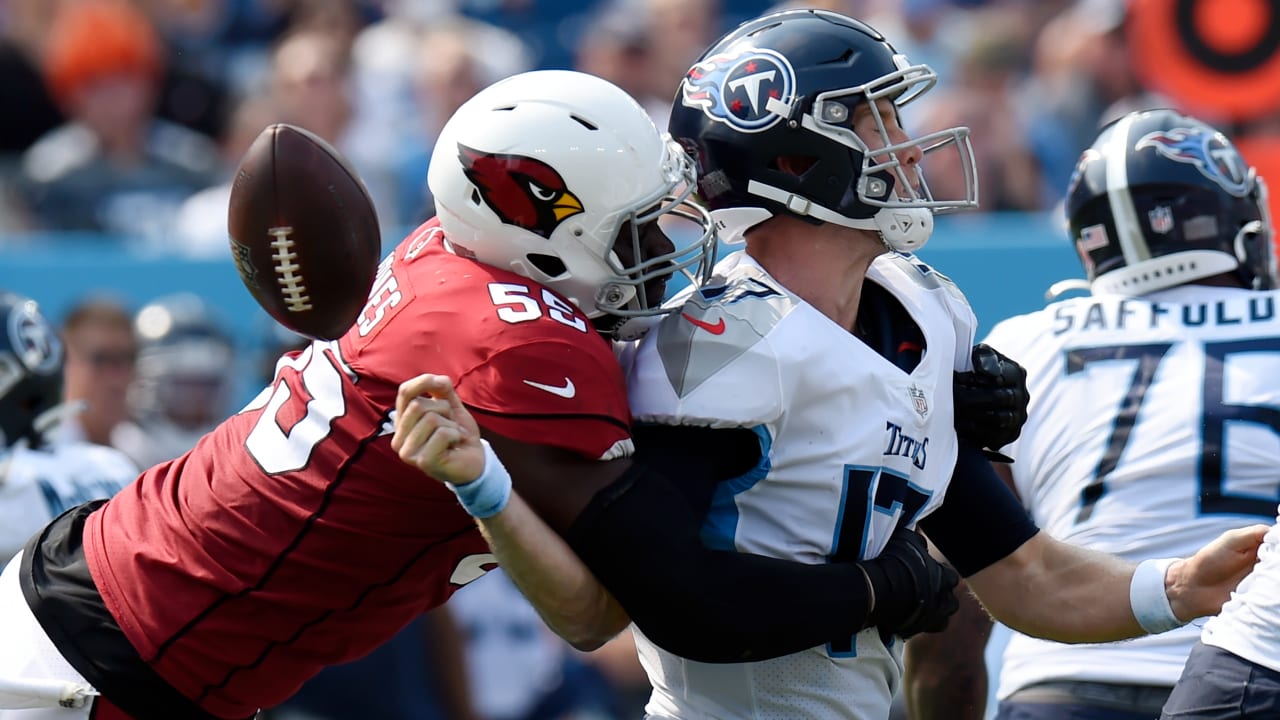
<box><xmin>859</xmin><ymin>525</ymin><xmax>960</xmax><ymax>639</ymax></box>
<box><xmin>954</xmin><ymin>343</ymin><xmax>1029</xmax><ymax>462</ymax></box>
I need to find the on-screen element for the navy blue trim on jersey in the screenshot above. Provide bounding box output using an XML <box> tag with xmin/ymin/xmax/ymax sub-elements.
<box><xmin>920</xmin><ymin>443</ymin><xmax>1039</xmax><ymax>577</ymax></box>
<box><xmin>20</xmin><ymin>502</ymin><xmax>232</xmax><ymax>720</ymax></box>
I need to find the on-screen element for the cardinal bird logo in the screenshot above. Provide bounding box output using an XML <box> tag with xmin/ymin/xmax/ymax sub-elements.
<box><xmin>458</xmin><ymin>144</ymin><xmax>585</xmax><ymax>237</ymax></box>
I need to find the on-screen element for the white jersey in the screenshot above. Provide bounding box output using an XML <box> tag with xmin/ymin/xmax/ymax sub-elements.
<box><xmin>1201</xmin><ymin>515</ymin><xmax>1280</xmax><ymax>673</ymax></box>
<box><xmin>623</xmin><ymin>251</ymin><xmax>976</xmax><ymax>720</ymax></box>
<box><xmin>984</xmin><ymin>285</ymin><xmax>1280</xmax><ymax>696</ymax></box>
<box><xmin>0</xmin><ymin>441</ymin><xmax>136</xmax><ymax>561</ymax></box>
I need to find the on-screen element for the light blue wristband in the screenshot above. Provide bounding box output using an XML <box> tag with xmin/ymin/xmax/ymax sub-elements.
<box><xmin>1130</xmin><ymin>557</ymin><xmax>1185</xmax><ymax>634</ymax></box>
<box><xmin>449</xmin><ymin>440</ymin><xmax>512</xmax><ymax>519</ymax></box>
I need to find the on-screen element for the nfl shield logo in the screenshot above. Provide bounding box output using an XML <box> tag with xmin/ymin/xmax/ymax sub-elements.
<box><xmin>908</xmin><ymin>384</ymin><xmax>929</xmax><ymax>418</ymax></box>
<box><xmin>1149</xmin><ymin>206</ymin><xmax>1174</xmax><ymax>234</ymax></box>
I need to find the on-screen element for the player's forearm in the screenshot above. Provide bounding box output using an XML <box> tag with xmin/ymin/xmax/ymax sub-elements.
<box><xmin>477</xmin><ymin>491</ymin><xmax>629</xmax><ymax>650</ymax></box>
<box><xmin>902</xmin><ymin>582</ymin><xmax>992</xmax><ymax>720</ymax></box>
<box><xmin>968</xmin><ymin>533</ymin><xmax>1144</xmax><ymax>643</ymax></box>
<box><xmin>565</xmin><ymin>462</ymin><xmax>874</xmax><ymax>662</ymax></box>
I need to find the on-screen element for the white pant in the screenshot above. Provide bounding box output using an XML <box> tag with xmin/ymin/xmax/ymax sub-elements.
<box><xmin>0</xmin><ymin>550</ymin><xmax>98</xmax><ymax>718</ymax></box>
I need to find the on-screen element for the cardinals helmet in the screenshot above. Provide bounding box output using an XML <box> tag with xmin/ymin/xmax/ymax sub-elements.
<box><xmin>427</xmin><ymin>70</ymin><xmax>716</xmax><ymax>335</ymax></box>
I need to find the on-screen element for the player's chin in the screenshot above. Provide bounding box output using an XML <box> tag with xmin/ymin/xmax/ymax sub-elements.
<box><xmin>643</xmin><ymin>277</ymin><xmax>669</xmax><ymax>309</ymax></box>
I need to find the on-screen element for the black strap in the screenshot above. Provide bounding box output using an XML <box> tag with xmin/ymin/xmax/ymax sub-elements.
<box><xmin>20</xmin><ymin>501</ymin><xmax>242</xmax><ymax>720</ymax></box>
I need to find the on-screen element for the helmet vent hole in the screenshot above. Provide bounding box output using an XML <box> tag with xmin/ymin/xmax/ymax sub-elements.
<box><xmin>746</xmin><ymin>21</ymin><xmax>783</xmax><ymax>38</ymax></box>
<box><xmin>570</xmin><ymin>115</ymin><xmax>598</xmax><ymax>131</ymax></box>
<box><xmin>819</xmin><ymin>49</ymin><xmax>856</xmax><ymax>66</ymax></box>
<box><xmin>527</xmin><ymin>253</ymin><xmax>567</xmax><ymax>278</ymax></box>
<box><xmin>470</xmin><ymin>188</ymin><xmax>481</xmax><ymax>206</ymax></box>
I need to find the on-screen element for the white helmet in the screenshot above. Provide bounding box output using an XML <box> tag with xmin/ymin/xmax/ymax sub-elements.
<box><xmin>427</xmin><ymin>70</ymin><xmax>716</xmax><ymax>331</ymax></box>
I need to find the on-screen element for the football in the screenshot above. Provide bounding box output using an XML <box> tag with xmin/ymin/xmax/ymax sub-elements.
<box><xmin>228</xmin><ymin>123</ymin><xmax>381</xmax><ymax>341</ymax></box>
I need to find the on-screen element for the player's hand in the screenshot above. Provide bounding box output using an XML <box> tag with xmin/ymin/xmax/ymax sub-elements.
<box><xmin>392</xmin><ymin>373</ymin><xmax>485</xmax><ymax>485</ymax></box>
<box><xmin>953</xmin><ymin>344</ymin><xmax>1029</xmax><ymax>462</ymax></box>
<box><xmin>1166</xmin><ymin>524</ymin><xmax>1268</xmax><ymax>622</ymax></box>
<box><xmin>860</xmin><ymin>525</ymin><xmax>960</xmax><ymax>639</ymax></box>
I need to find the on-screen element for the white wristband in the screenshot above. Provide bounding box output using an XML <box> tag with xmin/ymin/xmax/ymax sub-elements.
<box><xmin>1130</xmin><ymin>557</ymin><xmax>1185</xmax><ymax>634</ymax></box>
<box><xmin>449</xmin><ymin>440</ymin><xmax>512</xmax><ymax>519</ymax></box>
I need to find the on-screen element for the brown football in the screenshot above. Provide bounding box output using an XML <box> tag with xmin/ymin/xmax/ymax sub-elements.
<box><xmin>228</xmin><ymin>123</ymin><xmax>381</xmax><ymax>341</ymax></box>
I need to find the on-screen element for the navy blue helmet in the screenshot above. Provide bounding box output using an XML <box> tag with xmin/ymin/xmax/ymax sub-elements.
<box><xmin>667</xmin><ymin>8</ymin><xmax>978</xmax><ymax>252</ymax></box>
<box><xmin>0</xmin><ymin>292</ymin><xmax>63</xmax><ymax>449</ymax></box>
<box><xmin>1066</xmin><ymin>108</ymin><xmax>1275</xmax><ymax>294</ymax></box>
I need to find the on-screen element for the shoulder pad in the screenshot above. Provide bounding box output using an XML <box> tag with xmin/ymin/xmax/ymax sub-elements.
<box><xmin>654</xmin><ymin>267</ymin><xmax>796</xmax><ymax>397</ymax></box>
<box><xmin>879</xmin><ymin>252</ymin><xmax>968</xmax><ymax>304</ymax></box>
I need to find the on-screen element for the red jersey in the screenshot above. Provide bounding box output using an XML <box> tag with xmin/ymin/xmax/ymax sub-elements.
<box><xmin>82</xmin><ymin>220</ymin><xmax>633</xmax><ymax>718</ymax></box>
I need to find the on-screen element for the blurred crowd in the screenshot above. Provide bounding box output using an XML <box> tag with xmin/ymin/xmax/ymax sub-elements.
<box><xmin>2</xmin><ymin>0</ymin><xmax>1277</xmax><ymax>254</ymax></box>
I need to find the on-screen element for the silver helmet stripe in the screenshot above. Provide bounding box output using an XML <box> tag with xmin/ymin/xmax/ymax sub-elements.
<box><xmin>1105</xmin><ymin>113</ymin><xmax>1151</xmax><ymax>264</ymax></box>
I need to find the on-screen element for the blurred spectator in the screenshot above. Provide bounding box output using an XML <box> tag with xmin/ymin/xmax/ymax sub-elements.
<box><xmin>135</xmin><ymin>0</ymin><xmax>238</xmax><ymax>141</ymax></box>
<box><xmin>374</xmin><ymin>15</ymin><xmax>532</xmax><ymax>228</ymax></box>
<box><xmin>17</xmin><ymin>0</ymin><xmax>221</xmax><ymax>242</ymax></box>
<box><xmin>266</xmin><ymin>609</ymin><xmax>481</xmax><ymax>720</ymax></box>
<box><xmin>574</xmin><ymin>2</ymin><xmax>667</xmax><ymax>126</ymax></box>
<box><xmin>266</xmin><ymin>25</ymin><xmax>403</xmax><ymax>229</ymax></box>
<box><xmin>450</xmin><ymin>569</ymin><xmax>624</xmax><ymax>720</ymax></box>
<box><xmin>113</xmin><ymin>293</ymin><xmax>236</xmax><ymax>468</ymax></box>
<box><xmin>645</xmin><ymin>0</ymin><xmax>722</xmax><ymax>118</ymax></box>
<box><xmin>174</xmin><ymin>93</ymin><xmax>282</xmax><ymax>256</ymax></box>
<box><xmin>268</xmin><ymin>28</ymin><xmax>353</xmax><ymax>153</ymax></box>
<box><xmin>0</xmin><ymin>0</ymin><xmax>63</xmax><ymax>154</ymax></box>
<box><xmin>55</xmin><ymin>295</ymin><xmax>138</xmax><ymax>449</ymax></box>
<box><xmin>1018</xmin><ymin>0</ymin><xmax>1168</xmax><ymax>204</ymax></box>
<box><xmin>919</xmin><ymin>9</ymin><xmax>1044</xmax><ymax>211</ymax></box>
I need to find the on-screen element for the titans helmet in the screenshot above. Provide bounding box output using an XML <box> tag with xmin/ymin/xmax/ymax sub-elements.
<box><xmin>1066</xmin><ymin>108</ymin><xmax>1275</xmax><ymax>295</ymax></box>
<box><xmin>130</xmin><ymin>293</ymin><xmax>235</xmax><ymax>431</ymax></box>
<box><xmin>0</xmin><ymin>292</ymin><xmax>63</xmax><ymax>449</ymax></box>
<box><xmin>667</xmin><ymin>8</ymin><xmax>978</xmax><ymax>252</ymax></box>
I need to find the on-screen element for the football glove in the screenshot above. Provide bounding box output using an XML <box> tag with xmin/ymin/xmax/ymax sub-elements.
<box><xmin>860</xmin><ymin>525</ymin><xmax>960</xmax><ymax>639</ymax></box>
<box><xmin>953</xmin><ymin>343</ymin><xmax>1029</xmax><ymax>462</ymax></box>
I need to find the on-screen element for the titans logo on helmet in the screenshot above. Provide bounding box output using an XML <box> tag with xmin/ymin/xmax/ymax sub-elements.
<box><xmin>458</xmin><ymin>144</ymin><xmax>585</xmax><ymax>238</ymax></box>
<box><xmin>1135</xmin><ymin>127</ymin><xmax>1252</xmax><ymax>197</ymax></box>
<box><xmin>7</xmin><ymin>302</ymin><xmax>58</xmax><ymax>376</ymax></box>
<box><xmin>681</xmin><ymin>47</ymin><xmax>795</xmax><ymax>133</ymax></box>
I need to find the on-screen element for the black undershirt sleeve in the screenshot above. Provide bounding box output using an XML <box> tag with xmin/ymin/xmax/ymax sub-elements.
<box><xmin>920</xmin><ymin>443</ymin><xmax>1040</xmax><ymax>577</ymax></box>
<box><xmin>564</xmin><ymin>423</ymin><xmax>874</xmax><ymax>663</ymax></box>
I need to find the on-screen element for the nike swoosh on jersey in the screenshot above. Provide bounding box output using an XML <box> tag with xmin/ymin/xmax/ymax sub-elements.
<box><xmin>681</xmin><ymin>313</ymin><xmax>726</xmax><ymax>335</ymax></box>
<box><xmin>522</xmin><ymin>377</ymin><xmax>577</xmax><ymax>398</ymax></box>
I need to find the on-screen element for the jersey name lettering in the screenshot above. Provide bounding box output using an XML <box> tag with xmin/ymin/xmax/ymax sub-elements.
<box><xmin>1053</xmin><ymin>297</ymin><xmax>1277</xmax><ymax>335</ymax></box>
<box><xmin>358</xmin><ymin>254</ymin><xmax>402</xmax><ymax>337</ymax></box>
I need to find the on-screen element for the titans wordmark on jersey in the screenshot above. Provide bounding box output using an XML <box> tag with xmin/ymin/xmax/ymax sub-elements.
<box><xmin>985</xmin><ymin>284</ymin><xmax>1280</xmax><ymax>697</ymax></box>
<box><xmin>624</xmin><ymin>250</ymin><xmax>977</xmax><ymax>720</ymax></box>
